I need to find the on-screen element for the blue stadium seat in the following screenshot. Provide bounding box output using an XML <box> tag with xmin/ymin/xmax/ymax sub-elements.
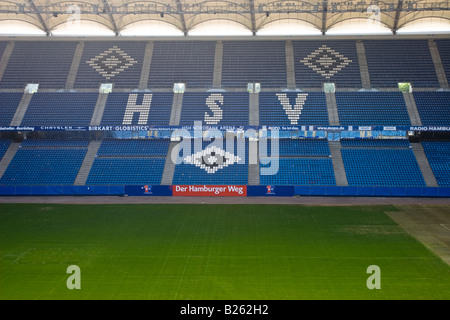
<box><xmin>97</xmin><ymin>139</ymin><xmax>170</xmax><ymax>157</ymax></box>
<box><xmin>0</xmin><ymin>41</ymin><xmax>77</xmax><ymax>89</ymax></box>
<box><xmin>413</xmin><ymin>92</ymin><xmax>450</xmax><ymax>126</ymax></box>
<box><xmin>173</xmin><ymin>138</ymin><xmax>248</xmax><ymax>185</ymax></box>
<box><xmin>364</xmin><ymin>40</ymin><xmax>439</xmax><ymax>88</ymax></box>
<box><xmin>340</xmin><ymin>138</ymin><xmax>411</xmax><ymax>149</ymax></box>
<box><xmin>21</xmin><ymin>93</ymin><xmax>98</xmax><ymax>126</ymax></box>
<box><xmin>260</xmin><ymin>138</ymin><xmax>334</xmax><ymax>186</ymax></box>
<box><xmin>148</xmin><ymin>41</ymin><xmax>215</xmax><ymax>89</ymax></box>
<box><xmin>422</xmin><ymin>140</ymin><xmax>450</xmax><ymax>187</ymax></box>
<box><xmin>259</xmin><ymin>92</ymin><xmax>329</xmax><ymax>125</ymax></box>
<box><xmin>0</xmin><ymin>140</ymin><xmax>88</xmax><ymax>185</ymax></box>
<box><xmin>74</xmin><ymin>42</ymin><xmax>146</xmax><ymax>89</ymax></box>
<box><xmin>293</xmin><ymin>41</ymin><xmax>361</xmax><ymax>88</ymax></box>
<box><xmin>86</xmin><ymin>138</ymin><xmax>168</xmax><ymax>185</ymax></box>
<box><xmin>341</xmin><ymin>139</ymin><xmax>426</xmax><ymax>187</ymax></box>
<box><xmin>263</xmin><ymin>138</ymin><xmax>331</xmax><ymax>157</ymax></box>
<box><xmin>435</xmin><ymin>40</ymin><xmax>450</xmax><ymax>85</ymax></box>
<box><xmin>335</xmin><ymin>92</ymin><xmax>411</xmax><ymax>125</ymax></box>
<box><xmin>0</xmin><ymin>41</ymin><xmax>7</xmax><ymax>62</ymax></box>
<box><xmin>222</xmin><ymin>41</ymin><xmax>287</xmax><ymax>88</ymax></box>
<box><xmin>86</xmin><ymin>158</ymin><xmax>166</xmax><ymax>185</ymax></box>
<box><xmin>179</xmin><ymin>92</ymin><xmax>249</xmax><ymax>126</ymax></box>
<box><xmin>0</xmin><ymin>92</ymin><xmax>23</xmax><ymax>126</ymax></box>
<box><xmin>101</xmin><ymin>92</ymin><xmax>173</xmax><ymax>125</ymax></box>
<box><xmin>0</xmin><ymin>139</ymin><xmax>11</xmax><ymax>159</ymax></box>
<box><xmin>260</xmin><ymin>158</ymin><xmax>336</xmax><ymax>186</ymax></box>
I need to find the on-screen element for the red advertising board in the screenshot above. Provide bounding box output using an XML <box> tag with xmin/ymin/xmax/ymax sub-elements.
<box><xmin>172</xmin><ymin>185</ymin><xmax>247</xmax><ymax>197</ymax></box>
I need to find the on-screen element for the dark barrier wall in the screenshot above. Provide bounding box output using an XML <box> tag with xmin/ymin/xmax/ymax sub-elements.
<box><xmin>247</xmin><ymin>186</ymin><xmax>294</xmax><ymax>197</ymax></box>
<box><xmin>0</xmin><ymin>185</ymin><xmax>124</xmax><ymax>196</ymax></box>
<box><xmin>124</xmin><ymin>185</ymin><xmax>172</xmax><ymax>196</ymax></box>
<box><xmin>294</xmin><ymin>186</ymin><xmax>450</xmax><ymax>197</ymax></box>
<box><xmin>0</xmin><ymin>185</ymin><xmax>449</xmax><ymax>197</ymax></box>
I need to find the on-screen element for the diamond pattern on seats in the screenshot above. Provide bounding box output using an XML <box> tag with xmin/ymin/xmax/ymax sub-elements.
<box><xmin>300</xmin><ymin>45</ymin><xmax>352</xmax><ymax>79</ymax></box>
<box><xmin>87</xmin><ymin>46</ymin><xmax>137</xmax><ymax>79</ymax></box>
<box><xmin>184</xmin><ymin>146</ymin><xmax>241</xmax><ymax>174</ymax></box>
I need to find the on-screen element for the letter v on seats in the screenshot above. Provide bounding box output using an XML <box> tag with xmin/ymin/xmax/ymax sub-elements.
<box><xmin>276</xmin><ymin>93</ymin><xmax>308</xmax><ymax>125</ymax></box>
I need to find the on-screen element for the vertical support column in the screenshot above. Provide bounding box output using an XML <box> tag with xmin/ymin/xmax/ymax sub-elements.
<box><xmin>249</xmin><ymin>92</ymin><xmax>259</xmax><ymax>126</ymax></box>
<box><xmin>325</xmin><ymin>92</ymin><xmax>340</xmax><ymax>126</ymax></box>
<box><xmin>410</xmin><ymin>142</ymin><xmax>438</xmax><ymax>187</ymax></box>
<box><xmin>65</xmin><ymin>41</ymin><xmax>85</xmax><ymax>90</ymax></box>
<box><xmin>74</xmin><ymin>140</ymin><xmax>103</xmax><ymax>186</ymax></box>
<box><xmin>169</xmin><ymin>92</ymin><xmax>184</xmax><ymax>126</ymax></box>
<box><xmin>0</xmin><ymin>142</ymin><xmax>21</xmax><ymax>180</ymax></box>
<box><xmin>0</xmin><ymin>41</ymin><xmax>14</xmax><ymax>84</ymax></box>
<box><xmin>160</xmin><ymin>141</ymin><xmax>179</xmax><ymax>185</ymax></box>
<box><xmin>90</xmin><ymin>93</ymin><xmax>109</xmax><ymax>126</ymax></box>
<box><xmin>285</xmin><ymin>40</ymin><xmax>296</xmax><ymax>90</ymax></box>
<box><xmin>328</xmin><ymin>141</ymin><xmax>348</xmax><ymax>187</ymax></box>
<box><xmin>10</xmin><ymin>92</ymin><xmax>32</xmax><ymax>126</ymax></box>
<box><xmin>139</xmin><ymin>41</ymin><xmax>154</xmax><ymax>90</ymax></box>
<box><xmin>248</xmin><ymin>139</ymin><xmax>260</xmax><ymax>185</ymax></box>
<box><xmin>212</xmin><ymin>41</ymin><xmax>223</xmax><ymax>89</ymax></box>
<box><xmin>402</xmin><ymin>92</ymin><xmax>422</xmax><ymax>126</ymax></box>
<box><xmin>355</xmin><ymin>40</ymin><xmax>371</xmax><ymax>90</ymax></box>
<box><xmin>428</xmin><ymin>39</ymin><xmax>449</xmax><ymax>89</ymax></box>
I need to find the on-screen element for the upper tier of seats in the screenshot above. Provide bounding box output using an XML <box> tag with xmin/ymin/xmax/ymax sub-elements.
<box><xmin>222</xmin><ymin>41</ymin><xmax>287</xmax><ymax>88</ymax></box>
<box><xmin>435</xmin><ymin>39</ymin><xmax>450</xmax><ymax>85</ymax></box>
<box><xmin>0</xmin><ymin>41</ymin><xmax>7</xmax><ymax>62</ymax></box>
<box><xmin>74</xmin><ymin>41</ymin><xmax>146</xmax><ymax>89</ymax></box>
<box><xmin>293</xmin><ymin>40</ymin><xmax>361</xmax><ymax>88</ymax></box>
<box><xmin>148</xmin><ymin>41</ymin><xmax>216</xmax><ymax>89</ymax></box>
<box><xmin>0</xmin><ymin>39</ymin><xmax>447</xmax><ymax>90</ymax></box>
<box><xmin>0</xmin><ymin>42</ymin><xmax>77</xmax><ymax>89</ymax></box>
<box><xmin>364</xmin><ymin>40</ymin><xmax>439</xmax><ymax>88</ymax></box>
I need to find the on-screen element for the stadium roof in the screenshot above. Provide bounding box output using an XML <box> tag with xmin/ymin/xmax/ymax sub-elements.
<box><xmin>0</xmin><ymin>0</ymin><xmax>449</xmax><ymax>36</ymax></box>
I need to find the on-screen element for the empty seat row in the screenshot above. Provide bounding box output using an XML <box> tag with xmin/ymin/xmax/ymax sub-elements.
<box><xmin>422</xmin><ymin>140</ymin><xmax>450</xmax><ymax>187</ymax></box>
<box><xmin>97</xmin><ymin>139</ymin><xmax>170</xmax><ymax>157</ymax></box>
<box><xmin>342</xmin><ymin>148</ymin><xmax>426</xmax><ymax>187</ymax></box>
<box><xmin>1</xmin><ymin>90</ymin><xmax>447</xmax><ymax>127</ymax></box>
<box><xmin>86</xmin><ymin>157</ymin><xmax>166</xmax><ymax>185</ymax></box>
<box><xmin>0</xmin><ymin>148</ymin><xmax>87</xmax><ymax>185</ymax></box>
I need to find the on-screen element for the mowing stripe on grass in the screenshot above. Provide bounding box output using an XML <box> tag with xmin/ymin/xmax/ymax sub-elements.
<box><xmin>0</xmin><ymin>204</ymin><xmax>449</xmax><ymax>299</ymax></box>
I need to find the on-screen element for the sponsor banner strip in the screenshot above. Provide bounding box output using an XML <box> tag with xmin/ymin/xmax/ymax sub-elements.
<box><xmin>172</xmin><ymin>185</ymin><xmax>247</xmax><ymax>197</ymax></box>
<box><xmin>1</xmin><ymin>125</ymin><xmax>450</xmax><ymax>132</ymax></box>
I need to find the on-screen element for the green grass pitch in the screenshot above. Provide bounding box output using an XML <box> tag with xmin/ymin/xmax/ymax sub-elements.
<box><xmin>0</xmin><ymin>203</ymin><xmax>449</xmax><ymax>300</ymax></box>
